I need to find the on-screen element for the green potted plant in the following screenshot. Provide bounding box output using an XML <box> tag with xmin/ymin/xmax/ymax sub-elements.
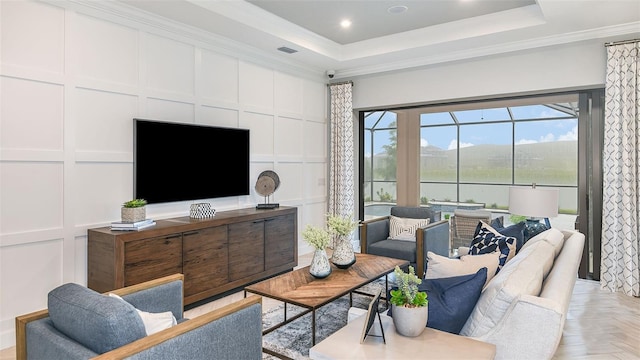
<box><xmin>121</xmin><ymin>199</ymin><xmax>147</xmax><ymax>223</ymax></box>
<box><xmin>390</xmin><ymin>265</ymin><xmax>429</xmax><ymax>337</ymax></box>
<box><xmin>302</xmin><ymin>224</ymin><xmax>332</xmax><ymax>278</ymax></box>
<box><xmin>326</xmin><ymin>213</ymin><xmax>358</xmax><ymax>268</ymax></box>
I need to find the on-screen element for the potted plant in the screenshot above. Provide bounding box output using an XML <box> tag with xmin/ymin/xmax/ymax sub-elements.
<box><xmin>121</xmin><ymin>199</ymin><xmax>147</xmax><ymax>223</ymax></box>
<box><xmin>326</xmin><ymin>213</ymin><xmax>359</xmax><ymax>268</ymax></box>
<box><xmin>390</xmin><ymin>265</ymin><xmax>429</xmax><ymax>337</ymax></box>
<box><xmin>302</xmin><ymin>224</ymin><xmax>332</xmax><ymax>278</ymax></box>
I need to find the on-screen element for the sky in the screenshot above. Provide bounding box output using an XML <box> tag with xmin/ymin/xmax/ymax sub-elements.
<box><xmin>364</xmin><ymin>105</ymin><xmax>578</xmax><ymax>156</ymax></box>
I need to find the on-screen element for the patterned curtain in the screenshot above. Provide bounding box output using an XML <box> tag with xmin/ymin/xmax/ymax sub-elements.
<box><xmin>601</xmin><ymin>40</ymin><xmax>640</xmax><ymax>297</ymax></box>
<box><xmin>328</xmin><ymin>83</ymin><xmax>355</xmax><ymax>248</ymax></box>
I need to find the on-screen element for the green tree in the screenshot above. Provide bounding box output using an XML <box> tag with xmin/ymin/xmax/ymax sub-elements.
<box><xmin>375</xmin><ymin>121</ymin><xmax>397</xmax><ymax>181</ymax></box>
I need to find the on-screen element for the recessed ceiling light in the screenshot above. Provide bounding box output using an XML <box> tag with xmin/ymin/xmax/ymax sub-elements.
<box><xmin>340</xmin><ymin>19</ymin><xmax>352</xmax><ymax>28</ymax></box>
<box><xmin>387</xmin><ymin>5</ymin><xmax>408</xmax><ymax>14</ymax></box>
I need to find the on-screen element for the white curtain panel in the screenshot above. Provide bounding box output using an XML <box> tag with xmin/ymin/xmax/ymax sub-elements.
<box><xmin>328</xmin><ymin>83</ymin><xmax>355</xmax><ymax>248</ymax></box>
<box><xmin>601</xmin><ymin>40</ymin><xmax>640</xmax><ymax>297</ymax></box>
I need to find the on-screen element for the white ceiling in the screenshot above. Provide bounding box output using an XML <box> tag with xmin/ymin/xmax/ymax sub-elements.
<box><xmin>118</xmin><ymin>0</ymin><xmax>640</xmax><ymax>79</ymax></box>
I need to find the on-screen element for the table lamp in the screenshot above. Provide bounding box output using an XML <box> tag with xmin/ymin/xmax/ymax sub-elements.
<box><xmin>508</xmin><ymin>184</ymin><xmax>559</xmax><ymax>236</ymax></box>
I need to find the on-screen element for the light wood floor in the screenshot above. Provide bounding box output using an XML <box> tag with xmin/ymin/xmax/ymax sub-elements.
<box><xmin>2</xmin><ymin>252</ymin><xmax>638</xmax><ymax>360</ymax></box>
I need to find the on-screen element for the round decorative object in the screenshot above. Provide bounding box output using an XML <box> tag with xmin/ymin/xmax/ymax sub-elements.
<box><xmin>309</xmin><ymin>249</ymin><xmax>332</xmax><ymax>279</ymax></box>
<box><xmin>331</xmin><ymin>235</ymin><xmax>356</xmax><ymax>269</ymax></box>
<box><xmin>391</xmin><ymin>304</ymin><xmax>428</xmax><ymax>337</ymax></box>
<box><xmin>255</xmin><ymin>170</ymin><xmax>280</xmax><ymax>197</ymax></box>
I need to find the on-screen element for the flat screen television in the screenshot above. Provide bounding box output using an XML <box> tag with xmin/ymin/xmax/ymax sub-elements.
<box><xmin>134</xmin><ymin>119</ymin><xmax>250</xmax><ymax>204</ymax></box>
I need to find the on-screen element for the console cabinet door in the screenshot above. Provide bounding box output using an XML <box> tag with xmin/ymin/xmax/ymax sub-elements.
<box><xmin>228</xmin><ymin>220</ymin><xmax>264</xmax><ymax>281</ymax></box>
<box><xmin>265</xmin><ymin>214</ymin><xmax>296</xmax><ymax>269</ymax></box>
<box><xmin>124</xmin><ymin>234</ymin><xmax>182</xmax><ymax>286</ymax></box>
<box><xmin>182</xmin><ymin>226</ymin><xmax>228</xmax><ymax>298</ymax></box>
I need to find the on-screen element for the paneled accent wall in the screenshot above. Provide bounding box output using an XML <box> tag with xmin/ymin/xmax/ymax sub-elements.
<box><xmin>0</xmin><ymin>0</ymin><xmax>327</xmax><ymax>348</ymax></box>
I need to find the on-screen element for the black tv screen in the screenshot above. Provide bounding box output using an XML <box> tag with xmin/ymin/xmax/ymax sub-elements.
<box><xmin>134</xmin><ymin>119</ymin><xmax>250</xmax><ymax>204</ymax></box>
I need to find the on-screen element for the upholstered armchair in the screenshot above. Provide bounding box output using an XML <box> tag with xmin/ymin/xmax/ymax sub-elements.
<box><xmin>360</xmin><ymin>206</ymin><xmax>450</xmax><ymax>277</ymax></box>
<box><xmin>16</xmin><ymin>274</ymin><xmax>263</xmax><ymax>360</ymax></box>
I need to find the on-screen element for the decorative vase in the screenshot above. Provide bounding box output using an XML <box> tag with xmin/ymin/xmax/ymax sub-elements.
<box><xmin>121</xmin><ymin>206</ymin><xmax>146</xmax><ymax>222</ymax></box>
<box><xmin>331</xmin><ymin>235</ymin><xmax>356</xmax><ymax>269</ymax></box>
<box><xmin>391</xmin><ymin>304</ymin><xmax>428</xmax><ymax>337</ymax></box>
<box><xmin>309</xmin><ymin>249</ymin><xmax>332</xmax><ymax>278</ymax></box>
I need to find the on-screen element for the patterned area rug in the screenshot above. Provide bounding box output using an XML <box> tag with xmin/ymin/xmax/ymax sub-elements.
<box><xmin>261</xmin><ymin>278</ymin><xmax>389</xmax><ymax>360</ymax></box>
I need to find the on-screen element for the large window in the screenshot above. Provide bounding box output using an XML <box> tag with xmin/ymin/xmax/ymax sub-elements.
<box><xmin>361</xmin><ymin>94</ymin><xmax>579</xmax><ymax>230</ymax></box>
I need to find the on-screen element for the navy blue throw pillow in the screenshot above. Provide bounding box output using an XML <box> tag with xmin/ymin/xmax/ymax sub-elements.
<box><xmin>387</xmin><ymin>267</ymin><xmax>487</xmax><ymax>334</ymax></box>
<box><xmin>469</xmin><ymin>222</ymin><xmax>516</xmax><ymax>273</ymax></box>
<box><xmin>490</xmin><ymin>220</ymin><xmax>526</xmax><ymax>253</ymax></box>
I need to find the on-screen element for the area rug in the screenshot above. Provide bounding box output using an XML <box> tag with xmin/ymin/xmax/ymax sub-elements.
<box><xmin>261</xmin><ymin>278</ymin><xmax>390</xmax><ymax>360</ymax></box>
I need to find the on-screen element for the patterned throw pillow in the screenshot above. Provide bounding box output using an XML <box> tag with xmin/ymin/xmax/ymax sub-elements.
<box><xmin>469</xmin><ymin>221</ymin><xmax>517</xmax><ymax>273</ymax></box>
<box><xmin>389</xmin><ymin>215</ymin><xmax>430</xmax><ymax>241</ymax></box>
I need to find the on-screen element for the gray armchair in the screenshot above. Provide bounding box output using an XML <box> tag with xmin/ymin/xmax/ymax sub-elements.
<box><xmin>16</xmin><ymin>274</ymin><xmax>263</xmax><ymax>360</ymax></box>
<box><xmin>360</xmin><ymin>206</ymin><xmax>450</xmax><ymax>277</ymax></box>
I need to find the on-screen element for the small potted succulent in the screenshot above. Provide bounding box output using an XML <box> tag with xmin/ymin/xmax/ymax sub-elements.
<box><xmin>390</xmin><ymin>265</ymin><xmax>429</xmax><ymax>337</ymax></box>
<box><xmin>302</xmin><ymin>224</ymin><xmax>332</xmax><ymax>278</ymax></box>
<box><xmin>121</xmin><ymin>199</ymin><xmax>147</xmax><ymax>223</ymax></box>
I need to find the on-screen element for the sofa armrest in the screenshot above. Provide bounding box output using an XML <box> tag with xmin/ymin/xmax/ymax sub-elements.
<box><xmin>415</xmin><ymin>219</ymin><xmax>450</xmax><ymax>276</ymax></box>
<box><xmin>93</xmin><ymin>296</ymin><xmax>263</xmax><ymax>360</ymax></box>
<box><xmin>472</xmin><ymin>295</ymin><xmax>564</xmax><ymax>360</ymax></box>
<box><xmin>360</xmin><ymin>216</ymin><xmax>390</xmax><ymax>253</ymax></box>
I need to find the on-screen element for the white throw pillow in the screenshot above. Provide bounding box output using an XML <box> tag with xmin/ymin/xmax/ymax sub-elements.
<box><xmin>108</xmin><ymin>293</ymin><xmax>177</xmax><ymax>335</ymax></box>
<box><xmin>425</xmin><ymin>251</ymin><xmax>500</xmax><ymax>288</ymax></box>
<box><xmin>389</xmin><ymin>215</ymin><xmax>430</xmax><ymax>241</ymax></box>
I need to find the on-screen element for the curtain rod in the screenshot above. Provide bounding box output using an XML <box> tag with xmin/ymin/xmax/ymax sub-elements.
<box><xmin>327</xmin><ymin>80</ymin><xmax>354</xmax><ymax>87</ymax></box>
<box><xmin>605</xmin><ymin>38</ymin><xmax>640</xmax><ymax>47</ymax></box>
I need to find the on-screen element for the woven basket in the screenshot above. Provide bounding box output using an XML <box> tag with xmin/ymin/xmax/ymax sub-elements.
<box><xmin>121</xmin><ymin>207</ymin><xmax>146</xmax><ymax>222</ymax></box>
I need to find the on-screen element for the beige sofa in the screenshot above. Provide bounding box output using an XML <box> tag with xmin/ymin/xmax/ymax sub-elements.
<box><xmin>458</xmin><ymin>228</ymin><xmax>585</xmax><ymax>359</ymax></box>
<box><xmin>351</xmin><ymin>228</ymin><xmax>585</xmax><ymax>360</ymax></box>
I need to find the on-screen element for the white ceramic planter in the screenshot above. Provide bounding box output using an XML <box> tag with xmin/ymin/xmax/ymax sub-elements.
<box><xmin>391</xmin><ymin>304</ymin><xmax>428</xmax><ymax>337</ymax></box>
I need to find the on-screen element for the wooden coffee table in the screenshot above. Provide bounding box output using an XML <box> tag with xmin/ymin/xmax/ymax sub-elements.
<box><xmin>244</xmin><ymin>253</ymin><xmax>408</xmax><ymax>358</ymax></box>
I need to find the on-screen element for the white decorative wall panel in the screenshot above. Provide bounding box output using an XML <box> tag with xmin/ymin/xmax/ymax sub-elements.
<box><xmin>199</xmin><ymin>106</ymin><xmax>239</xmax><ymax>128</ymax></box>
<box><xmin>74</xmin><ymin>163</ymin><xmax>132</xmax><ymax>226</ymax></box>
<box><xmin>200</xmin><ymin>50</ymin><xmax>239</xmax><ymax>104</ymax></box>
<box><xmin>1</xmin><ymin>77</ymin><xmax>64</xmax><ymax>151</ymax></box>
<box><xmin>275</xmin><ymin>72</ymin><xmax>303</xmax><ymax>115</ymax></box>
<box><xmin>0</xmin><ymin>1</ymin><xmax>327</xmax><ymax>349</ymax></box>
<box><xmin>75</xmin><ymin>89</ymin><xmax>138</xmax><ymax>153</ymax></box>
<box><xmin>275</xmin><ymin>117</ymin><xmax>303</xmax><ymax>157</ymax></box>
<box><xmin>145</xmin><ymin>34</ymin><xmax>195</xmax><ymax>96</ymax></box>
<box><xmin>304</xmin><ymin>163</ymin><xmax>327</xmax><ymax>198</ymax></box>
<box><xmin>240</xmin><ymin>62</ymin><xmax>274</xmax><ymax>111</ymax></box>
<box><xmin>1</xmin><ymin>1</ymin><xmax>64</xmax><ymax>74</ymax></box>
<box><xmin>241</xmin><ymin>112</ymin><xmax>274</xmax><ymax>156</ymax></box>
<box><xmin>303</xmin><ymin>80</ymin><xmax>327</xmax><ymax>120</ymax></box>
<box><xmin>304</xmin><ymin>121</ymin><xmax>326</xmax><ymax>158</ymax></box>
<box><xmin>146</xmin><ymin>98</ymin><xmax>195</xmax><ymax>123</ymax></box>
<box><xmin>75</xmin><ymin>14</ymin><xmax>138</xmax><ymax>86</ymax></box>
<box><xmin>0</xmin><ymin>239</ymin><xmax>63</xmax><ymax>320</ymax></box>
<box><xmin>0</xmin><ymin>163</ymin><xmax>63</xmax><ymax>234</ymax></box>
<box><xmin>274</xmin><ymin>163</ymin><xmax>303</xmax><ymax>201</ymax></box>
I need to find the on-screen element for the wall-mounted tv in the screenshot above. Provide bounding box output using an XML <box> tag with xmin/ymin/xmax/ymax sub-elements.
<box><xmin>134</xmin><ymin>119</ymin><xmax>250</xmax><ymax>204</ymax></box>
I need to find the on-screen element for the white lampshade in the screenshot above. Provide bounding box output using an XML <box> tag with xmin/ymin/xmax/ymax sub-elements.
<box><xmin>508</xmin><ymin>186</ymin><xmax>559</xmax><ymax>218</ymax></box>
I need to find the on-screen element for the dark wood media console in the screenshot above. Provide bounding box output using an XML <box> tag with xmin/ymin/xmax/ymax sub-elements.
<box><xmin>87</xmin><ymin>206</ymin><xmax>297</xmax><ymax>305</ymax></box>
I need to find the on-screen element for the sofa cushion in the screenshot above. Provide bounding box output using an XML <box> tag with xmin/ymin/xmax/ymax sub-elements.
<box><xmin>469</xmin><ymin>221</ymin><xmax>517</xmax><ymax>273</ymax></box>
<box><xmin>388</xmin><ymin>268</ymin><xmax>487</xmax><ymax>334</ymax></box>
<box><xmin>460</xmin><ymin>240</ymin><xmax>557</xmax><ymax>337</ymax></box>
<box><xmin>521</xmin><ymin>227</ymin><xmax>565</xmax><ymax>258</ymax></box>
<box><xmin>389</xmin><ymin>215</ymin><xmax>429</xmax><ymax>241</ymax></box>
<box><xmin>368</xmin><ymin>239</ymin><xmax>416</xmax><ymax>263</ymax></box>
<box><xmin>425</xmin><ymin>251</ymin><xmax>499</xmax><ymax>288</ymax></box>
<box><xmin>48</xmin><ymin>283</ymin><xmax>146</xmax><ymax>354</ymax></box>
